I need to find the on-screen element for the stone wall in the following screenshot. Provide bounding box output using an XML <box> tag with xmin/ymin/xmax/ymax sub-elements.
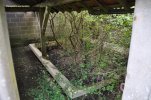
<box><xmin>7</xmin><ymin>12</ymin><xmax>38</xmax><ymax>46</ymax></box>
<box><xmin>6</xmin><ymin>11</ymin><xmax>52</xmax><ymax>47</ymax></box>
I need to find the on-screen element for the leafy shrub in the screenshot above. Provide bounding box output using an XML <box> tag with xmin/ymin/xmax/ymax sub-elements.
<box><xmin>28</xmin><ymin>73</ymin><xmax>66</xmax><ymax>100</ymax></box>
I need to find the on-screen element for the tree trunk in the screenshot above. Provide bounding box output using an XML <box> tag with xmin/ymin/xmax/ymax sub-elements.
<box><xmin>39</xmin><ymin>7</ymin><xmax>50</xmax><ymax>58</ymax></box>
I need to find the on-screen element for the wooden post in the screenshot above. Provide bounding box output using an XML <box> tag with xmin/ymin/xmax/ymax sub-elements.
<box><xmin>122</xmin><ymin>0</ymin><xmax>151</xmax><ymax>100</ymax></box>
<box><xmin>0</xmin><ymin>0</ymin><xmax>20</xmax><ymax>100</ymax></box>
<box><xmin>39</xmin><ymin>7</ymin><xmax>50</xmax><ymax>58</ymax></box>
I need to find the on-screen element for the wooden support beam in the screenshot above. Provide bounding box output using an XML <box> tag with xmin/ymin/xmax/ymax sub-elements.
<box><xmin>29</xmin><ymin>44</ymin><xmax>77</xmax><ymax>98</ymax></box>
<box><xmin>39</xmin><ymin>7</ymin><xmax>50</xmax><ymax>58</ymax></box>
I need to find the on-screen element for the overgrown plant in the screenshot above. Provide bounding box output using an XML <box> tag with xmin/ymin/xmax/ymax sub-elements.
<box><xmin>28</xmin><ymin>72</ymin><xmax>66</xmax><ymax>100</ymax></box>
<box><xmin>35</xmin><ymin>11</ymin><xmax>132</xmax><ymax>99</ymax></box>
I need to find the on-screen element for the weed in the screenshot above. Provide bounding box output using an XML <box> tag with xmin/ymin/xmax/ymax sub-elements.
<box><xmin>28</xmin><ymin>73</ymin><xmax>66</xmax><ymax>100</ymax></box>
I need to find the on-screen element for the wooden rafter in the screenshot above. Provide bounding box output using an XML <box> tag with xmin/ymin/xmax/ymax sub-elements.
<box><xmin>80</xmin><ymin>1</ymin><xmax>91</xmax><ymax>10</ymax></box>
<box><xmin>95</xmin><ymin>0</ymin><xmax>108</xmax><ymax>12</ymax></box>
<box><xmin>5</xmin><ymin>0</ymin><xmax>82</xmax><ymax>12</ymax></box>
<box><xmin>35</xmin><ymin>0</ymin><xmax>82</xmax><ymax>7</ymax></box>
<box><xmin>89</xmin><ymin>8</ymin><xmax>134</xmax><ymax>15</ymax></box>
<box><xmin>5</xmin><ymin>0</ymin><xmax>135</xmax><ymax>13</ymax></box>
<box><xmin>5</xmin><ymin>6</ymin><xmax>44</xmax><ymax>12</ymax></box>
<box><xmin>116</xmin><ymin>0</ymin><xmax>129</xmax><ymax>9</ymax></box>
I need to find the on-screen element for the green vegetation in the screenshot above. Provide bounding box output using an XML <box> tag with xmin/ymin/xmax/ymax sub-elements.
<box><xmin>28</xmin><ymin>72</ymin><xmax>66</xmax><ymax>100</ymax></box>
<box><xmin>29</xmin><ymin>11</ymin><xmax>132</xmax><ymax>99</ymax></box>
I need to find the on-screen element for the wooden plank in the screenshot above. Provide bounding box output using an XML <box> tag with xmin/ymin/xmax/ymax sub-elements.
<box><xmin>29</xmin><ymin>43</ymin><xmax>78</xmax><ymax>98</ymax></box>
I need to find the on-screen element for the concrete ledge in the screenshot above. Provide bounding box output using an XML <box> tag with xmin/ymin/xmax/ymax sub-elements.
<box><xmin>29</xmin><ymin>43</ymin><xmax>116</xmax><ymax>99</ymax></box>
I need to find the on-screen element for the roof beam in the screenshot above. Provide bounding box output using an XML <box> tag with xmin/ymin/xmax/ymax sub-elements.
<box><xmin>117</xmin><ymin>0</ymin><xmax>126</xmax><ymax>5</ymax></box>
<box><xmin>81</xmin><ymin>0</ymin><xmax>108</xmax><ymax>13</ymax></box>
<box><xmin>89</xmin><ymin>8</ymin><xmax>134</xmax><ymax>15</ymax></box>
<box><xmin>5</xmin><ymin>0</ymin><xmax>135</xmax><ymax>13</ymax></box>
<box><xmin>5</xmin><ymin>0</ymin><xmax>82</xmax><ymax>12</ymax></box>
<box><xmin>35</xmin><ymin>0</ymin><xmax>82</xmax><ymax>7</ymax></box>
<box><xmin>95</xmin><ymin>0</ymin><xmax>108</xmax><ymax>12</ymax></box>
<box><xmin>80</xmin><ymin>1</ymin><xmax>91</xmax><ymax>10</ymax></box>
<box><xmin>116</xmin><ymin>0</ymin><xmax>129</xmax><ymax>9</ymax></box>
<box><xmin>5</xmin><ymin>6</ymin><xmax>44</xmax><ymax>12</ymax></box>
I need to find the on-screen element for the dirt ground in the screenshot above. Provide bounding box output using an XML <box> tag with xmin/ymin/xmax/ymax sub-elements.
<box><xmin>11</xmin><ymin>46</ymin><xmax>44</xmax><ymax>100</ymax></box>
<box><xmin>48</xmin><ymin>48</ymin><xmax>126</xmax><ymax>86</ymax></box>
<box><xmin>11</xmin><ymin>46</ymin><xmax>125</xmax><ymax>100</ymax></box>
